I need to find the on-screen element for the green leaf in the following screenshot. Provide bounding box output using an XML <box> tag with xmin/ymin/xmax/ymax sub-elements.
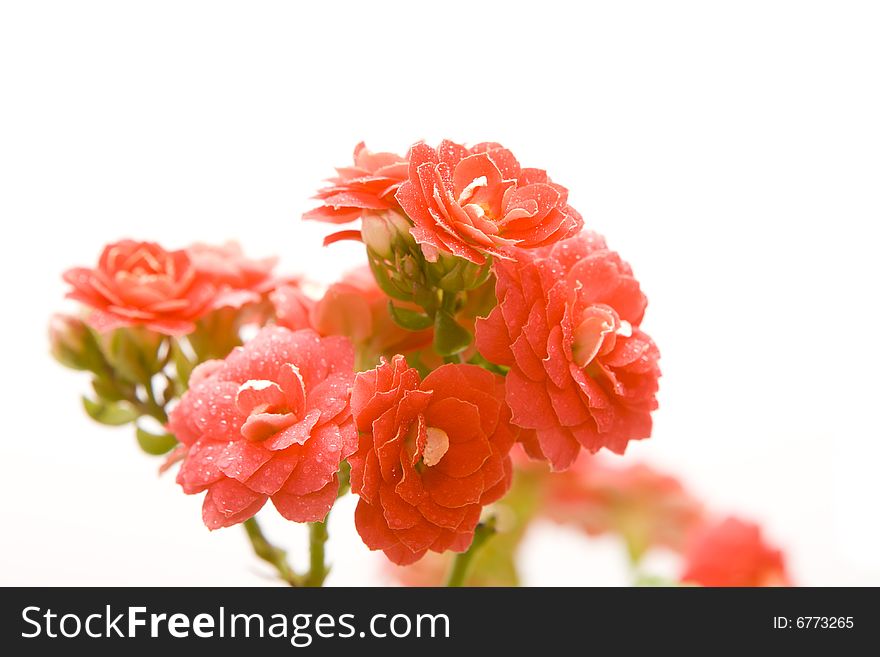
<box><xmin>82</xmin><ymin>396</ymin><xmax>139</xmax><ymax>426</ymax></box>
<box><xmin>81</xmin><ymin>326</ymin><xmax>112</xmax><ymax>374</ymax></box>
<box><xmin>433</xmin><ymin>310</ymin><xmax>472</xmax><ymax>356</ymax></box>
<box><xmin>388</xmin><ymin>302</ymin><xmax>433</xmax><ymax>331</ymax></box>
<box><xmin>135</xmin><ymin>426</ymin><xmax>178</xmax><ymax>455</ymax></box>
<box><xmin>91</xmin><ymin>375</ymin><xmax>129</xmax><ymax>402</ymax></box>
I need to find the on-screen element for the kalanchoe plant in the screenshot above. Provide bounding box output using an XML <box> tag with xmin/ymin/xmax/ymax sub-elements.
<box><xmin>49</xmin><ymin>139</ymin><xmax>792</xmax><ymax>587</ymax></box>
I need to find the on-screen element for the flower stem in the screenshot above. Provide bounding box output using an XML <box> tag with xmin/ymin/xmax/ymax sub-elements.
<box><xmin>445</xmin><ymin>517</ymin><xmax>497</xmax><ymax>587</ymax></box>
<box><xmin>303</xmin><ymin>520</ymin><xmax>329</xmax><ymax>587</ymax></box>
<box><xmin>243</xmin><ymin>517</ymin><xmax>301</xmax><ymax>587</ymax></box>
<box><xmin>140</xmin><ymin>381</ymin><xmax>169</xmax><ymax>423</ymax></box>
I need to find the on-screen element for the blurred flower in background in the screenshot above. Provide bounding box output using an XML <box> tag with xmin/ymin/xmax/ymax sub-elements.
<box><xmin>542</xmin><ymin>455</ymin><xmax>705</xmax><ymax>563</ymax></box>
<box><xmin>681</xmin><ymin>517</ymin><xmax>791</xmax><ymax>587</ymax></box>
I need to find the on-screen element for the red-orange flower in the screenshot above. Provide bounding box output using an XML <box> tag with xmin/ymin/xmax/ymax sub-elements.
<box><xmin>271</xmin><ymin>267</ymin><xmax>432</xmax><ymax>365</ymax></box>
<box><xmin>168</xmin><ymin>326</ymin><xmax>357</xmax><ymax>529</ymax></box>
<box><xmin>475</xmin><ymin>232</ymin><xmax>661</xmax><ymax>469</ymax></box>
<box><xmin>395</xmin><ymin>140</ymin><xmax>583</xmax><ymax>265</ymax></box>
<box><xmin>64</xmin><ymin>240</ymin><xmax>224</xmax><ymax>335</ymax></box>
<box><xmin>311</xmin><ymin>267</ymin><xmax>432</xmax><ymax>361</ymax></box>
<box><xmin>188</xmin><ymin>241</ymin><xmax>277</xmax><ymax>299</ymax></box>
<box><xmin>543</xmin><ymin>455</ymin><xmax>704</xmax><ymax>558</ymax></box>
<box><xmin>303</xmin><ymin>142</ymin><xmax>408</xmax><ymax>225</ymax></box>
<box><xmin>681</xmin><ymin>517</ymin><xmax>791</xmax><ymax>587</ymax></box>
<box><xmin>349</xmin><ymin>356</ymin><xmax>515</xmax><ymax>565</ymax></box>
<box><xmin>270</xmin><ymin>282</ymin><xmax>315</xmax><ymax>332</ymax></box>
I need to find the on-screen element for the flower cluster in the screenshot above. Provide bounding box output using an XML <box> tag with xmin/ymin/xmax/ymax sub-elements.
<box><xmin>50</xmin><ymin>138</ymin><xmax>791</xmax><ymax>588</ymax></box>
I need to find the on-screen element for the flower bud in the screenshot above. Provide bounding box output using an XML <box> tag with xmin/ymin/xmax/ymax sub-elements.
<box><xmin>361</xmin><ymin>214</ymin><xmax>394</xmax><ymax>260</ymax></box>
<box><xmin>362</xmin><ymin>210</ymin><xmax>413</xmax><ymax>260</ymax></box>
<box><xmin>426</xmin><ymin>253</ymin><xmax>493</xmax><ymax>292</ymax></box>
<box><xmin>49</xmin><ymin>314</ymin><xmax>105</xmax><ymax>372</ymax></box>
<box><xmin>366</xmin><ymin>215</ymin><xmax>429</xmax><ymax>305</ymax></box>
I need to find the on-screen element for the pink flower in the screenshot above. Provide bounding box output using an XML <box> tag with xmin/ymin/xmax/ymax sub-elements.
<box><xmin>475</xmin><ymin>232</ymin><xmax>661</xmax><ymax>469</ymax></box>
<box><xmin>303</xmin><ymin>142</ymin><xmax>409</xmax><ymax>225</ymax></box>
<box><xmin>64</xmin><ymin>240</ymin><xmax>223</xmax><ymax>335</ymax></box>
<box><xmin>270</xmin><ymin>283</ymin><xmax>315</xmax><ymax>332</ymax></box>
<box><xmin>188</xmin><ymin>241</ymin><xmax>277</xmax><ymax>300</ymax></box>
<box><xmin>395</xmin><ymin>140</ymin><xmax>583</xmax><ymax>265</ymax></box>
<box><xmin>272</xmin><ymin>267</ymin><xmax>432</xmax><ymax>365</ymax></box>
<box><xmin>313</xmin><ymin>267</ymin><xmax>432</xmax><ymax>359</ymax></box>
<box><xmin>349</xmin><ymin>356</ymin><xmax>515</xmax><ymax>565</ymax></box>
<box><xmin>167</xmin><ymin>326</ymin><xmax>357</xmax><ymax>529</ymax></box>
<box><xmin>681</xmin><ymin>517</ymin><xmax>792</xmax><ymax>587</ymax></box>
<box><xmin>543</xmin><ymin>455</ymin><xmax>704</xmax><ymax>558</ymax></box>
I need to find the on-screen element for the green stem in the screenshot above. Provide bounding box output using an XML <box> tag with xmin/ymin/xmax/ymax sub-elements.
<box><xmin>243</xmin><ymin>517</ymin><xmax>301</xmax><ymax>587</ymax></box>
<box><xmin>445</xmin><ymin>518</ymin><xmax>497</xmax><ymax>587</ymax></box>
<box><xmin>140</xmin><ymin>380</ymin><xmax>168</xmax><ymax>424</ymax></box>
<box><xmin>303</xmin><ymin>520</ymin><xmax>329</xmax><ymax>587</ymax></box>
<box><xmin>354</xmin><ymin>346</ymin><xmax>377</xmax><ymax>373</ymax></box>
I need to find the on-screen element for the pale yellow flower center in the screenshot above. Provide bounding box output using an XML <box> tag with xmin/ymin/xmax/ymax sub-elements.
<box><xmin>422</xmin><ymin>426</ymin><xmax>450</xmax><ymax>467</ymax></box>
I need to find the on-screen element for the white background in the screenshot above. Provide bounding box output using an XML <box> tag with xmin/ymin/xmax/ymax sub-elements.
<box><xmin>1</xmin><ymin>1</ymin><xmax>878</xmax><ymax>586</ymax></box>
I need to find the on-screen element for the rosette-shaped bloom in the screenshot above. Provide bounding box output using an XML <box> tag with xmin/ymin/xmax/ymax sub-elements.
<box><xmin>543</xmin><ymin>456</ymin><xmax>704</xmax><ymax>559</ymax></box>
<box><xmin>63</xmin><ymin>240</ymin><xmax>225</xmax><ymax>335</ymax></box>
<box><xmin>168</xmin><ymin>326</ymin><xmax>357</xmax><ymax>529</ymax></box>
<box><xmin>681</xmin><ymin>517</ymin><xmax>791</xmax><ymax>587</ymax></box>
<box><xmin>395</xmin><ymin>140</ymin><xmax>583</xmax><ymax>265</ymax></box>
<box><xmin>349</xmin><ymin>356</ymin><xmax>515</xmax><ymax>565</ymax></box>
<box><xmin>303</xmin><ymin>142</ymin><xmax>409</xmax><ymax>224</ymax></box>
<box><xmin>476</xmin><ymin>232</ymin><xmax>661</xmax><ymax>469</ymax></box>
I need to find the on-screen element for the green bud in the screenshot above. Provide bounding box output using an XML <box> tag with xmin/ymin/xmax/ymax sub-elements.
<box><xmin>49</xmin><ymin>314</ymin><xmax>106</xmax><ymax>372</ymax></box>
<box><xmin>400</xmin><ymin>254</ymin><xmax>420</xmax><ymax>280</ymax></box>
<box><xmin>427</xmin><ymin>254</ymin><xmax>493</xmax><ymax>292</ymax></box>
<box><xmin>361</xmin><ymin>211</ymin><xmax>412</xmax><ymax>259</ymax></box>
<box><xmin>368</xmin><ymin>250</ymin><xmax>431</xmax><ymax>306</ymax></box>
